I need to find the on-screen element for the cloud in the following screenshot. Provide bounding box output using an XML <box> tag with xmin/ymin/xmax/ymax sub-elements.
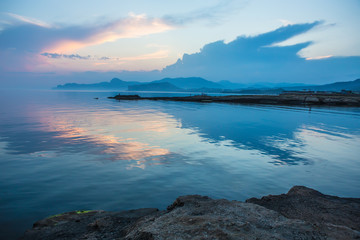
<box><xmin>278</xmin><ymin>19</ymin><xmax>294</xmax><ymax>27</ymax></box>
<box><xmin>45</xmin><ymin>14</ymin><xmax>173</xmax><ymax>53</ymax></box>
<box><xmin>0</xmin><ymin>13</ymin><xmax>173</xmax><ymax>71</ymax></box>
<box><xmin>41</xmin><ymin>53</ymin><xmax>91</xmax><ymax>60</ymax></box>
<box><xmin>118</xmin><ymin>50</ymin><xmax>169</xmax><ymax>61</ymax></box>
<box><xmin>5</xmin><ymin>13</ymin><xmax>52</xmax><ymax>28</ymax></box>
<box><xmin>162</xmin><ymin>22</ymin><xmax>360</xmax><ymax>84</ymax></box>
<box><xmin>41</xmin><ymin>50</ymin><xmax>169</xmax><ymax>62</ymax></box>
<box><xmin>162</xmin><ymin>0</ymin><xmax>245</xmax><ymax>26</ymax></box>
<box><xmin>0</xmin><ymin>1</ymin><xmax>245</xmax><ymax>73</ymax></box>
<box><xmin>305</xmin><ymin>55</ymin><xmax>332</xmax><ymax>60</ymax></box>
<box><xmin>7</xmin><ymin>12</ymin><xmax>172</xmax><ymax>52</ymax></box>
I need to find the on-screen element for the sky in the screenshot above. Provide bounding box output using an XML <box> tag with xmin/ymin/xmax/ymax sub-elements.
<box><xmin>0</xmin><ymin>0</ymin><xmax>360</xmax><ymax>88</ymax></box>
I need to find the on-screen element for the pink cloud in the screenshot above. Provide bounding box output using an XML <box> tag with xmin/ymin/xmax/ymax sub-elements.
<box><xmin>44</xmin><ymin>14</ymin><xmax>173</xmax><ymax>53</ymax></box>
<box><xmin>306</xmin><ymin>55</ymin><xmax>333</xmax><ymax>60</ymax></box>
<box><xmin>0</xmin><ymin>13</ymin><xmax>174</xmax><ymax>72</ymax></box>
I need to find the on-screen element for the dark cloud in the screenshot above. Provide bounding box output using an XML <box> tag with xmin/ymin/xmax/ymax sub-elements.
<box><xmin>40</xmin><ymin>53</ymin><xmax>62</xmax><ymax>59</ymax></box>
<box><xmin>162</xmin><ymin>22</ymin><xmax>360</xmax><ymax>84</ymax></box>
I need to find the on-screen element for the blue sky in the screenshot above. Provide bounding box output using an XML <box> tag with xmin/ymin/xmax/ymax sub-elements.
<box><xmin>0</xmin><ymin>0</ymin><xmax>359</xmax><ymax>87</ymax></box>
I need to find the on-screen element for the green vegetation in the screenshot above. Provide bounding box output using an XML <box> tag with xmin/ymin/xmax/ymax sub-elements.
<box><xmin>48</xmin><ymin>210</ymin><xmax>94</xmax><ymax>219</ymax></box>
<box><xmin>75</xmin><ymin>210</ymin><xmax>93</xmax><ymax>214</ymax></box>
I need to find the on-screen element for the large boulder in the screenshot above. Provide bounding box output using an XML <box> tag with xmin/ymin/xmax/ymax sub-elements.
<box><xmin>22</xmin><ymin>187</ymin><xmax>360</xmax><ymax>239</ymax></box>
<box><xmin>126</xmin><ymin>194</ymin><xmax>359</xmax><ymax>240</ymax></box>
<box><xmin>246</xmin><ymin>185</ymin><xmax>360</xmax><ymax>231</ymax></box>
<box><xmin>21</xmin><ymin>209</ymin><xmax>159</xmax><ymax>240</ymax></box>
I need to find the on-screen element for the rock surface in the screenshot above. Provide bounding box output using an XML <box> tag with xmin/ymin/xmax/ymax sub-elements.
<box><xmin>21</xmin><ymin>186</ymin><xmax>360</xmax><ymax>240</ymax></box>
<box><xmin>21</xmin><ymin>209</ymin><xmax>160</xmax><ymax>240</ymax></box>
<box><xmin>246</xmin><ymin>185</ymin><xmax>360</xmax><ymax>231</ymax></box>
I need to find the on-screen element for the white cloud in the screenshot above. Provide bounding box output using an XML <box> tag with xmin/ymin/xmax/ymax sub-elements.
<box><xmin>3</xmin><ymin>12</ymin><xmax>52</xmax><ymax>28</ymax></box>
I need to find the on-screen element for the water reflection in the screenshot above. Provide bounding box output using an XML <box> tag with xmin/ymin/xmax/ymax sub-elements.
<box><xmin>265</xmin><ymin>125</ymin><xmax>360</xmax><ymax>165</ymax></box>
<box><xmin>1</xmin><ymin>94</ymin><xmax>360</xmax><ymax>168</ymax></box>
<box><xmin>0</xmin><ymin>106</ymin><xmax>175</xmax><ymax>169</ymax></box>
<box><xmin>161</xmin><ymin>102</ymin><xmax>360</xmax><ymax>165</ymax></box>
<box><xmin>1</xmin><ymin>91</ymin><xmax>360</xmax><ymax>239</ymax></box>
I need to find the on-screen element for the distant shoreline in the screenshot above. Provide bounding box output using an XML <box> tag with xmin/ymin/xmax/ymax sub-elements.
<box><xmin>108</xmin><ymin>92</ymin><xmax>360</xmax><ymax>107</ymax></box>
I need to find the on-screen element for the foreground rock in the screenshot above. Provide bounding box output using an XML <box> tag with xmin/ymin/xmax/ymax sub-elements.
<box><xmin>246</xmin><ymin>185</ymin><xmax>360</xmax><ymax>231</ymax></box>
<box><xmin>21</xmin><ymin>209</ymin><xmax>160</xmax><ymax>240</ymax></box>
<box><xmin>22</xmin><ymin>186</ymin><xmax>360</xmax><ymax>240</ymax></box>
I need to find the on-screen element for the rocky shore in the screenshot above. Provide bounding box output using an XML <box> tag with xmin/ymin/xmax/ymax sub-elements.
<box><xmin>22</xmin><ymin>186</ymin><xmax>360</xmax><ymax>239</ymax></box>
<box><xmin>108</xmin><ymin>92</ymin><xmax>360</xmax><ymax>106</ymax></box>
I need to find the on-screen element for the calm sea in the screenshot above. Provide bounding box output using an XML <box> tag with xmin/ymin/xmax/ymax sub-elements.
<box><xmin>0</xmin><ymin>90</ymin><xmax>360</xmax><ymax>239</ymax></box>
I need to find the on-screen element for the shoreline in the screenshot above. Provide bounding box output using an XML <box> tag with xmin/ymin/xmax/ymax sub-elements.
<box><xmin>22</xmin><ymin>186</ymin><xmax>360</xmax><ymax>239</ymax></box>
<box><xmin>108</xmin><ymin>92</ymin><xmax>360</xmax><ymax>107</ymax></box>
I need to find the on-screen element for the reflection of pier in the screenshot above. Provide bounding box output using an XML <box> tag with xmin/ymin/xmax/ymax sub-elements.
<box><xmin>109</xmin><ymin>92</ymin><xmax>360</xmax><ymax>106</ymax></box>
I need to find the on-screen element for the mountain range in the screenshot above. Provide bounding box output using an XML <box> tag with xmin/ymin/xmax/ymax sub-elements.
<box><xmin>128</xmin><ymin>82</ymin><xmax>182</xmax><ymax>92</ymax></box>
<box><xmin>54</xmin><ymin>77</ymin><xmax>360</xmax><ymax>93</ymax></box>
<box><xmin>54</xmin><ymin>77</ymin><xmax>223</xmax><ymax>90</ymax></box>
<box><xmin>151</xmin><ymin>77</ymin><xmax>223</xmax><ymax>89</ymax></box>
<box><xmin>289</xmin><ymin>79</ymin><xmax>360</xmax><ymax>92</ymax></box>
<box><xmin>54</xmin><ymin>78</ymin><xmax>140</xmax><ymax>90</ymax></box>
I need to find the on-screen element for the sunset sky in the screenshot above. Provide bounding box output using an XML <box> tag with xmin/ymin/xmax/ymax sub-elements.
<box><xmin>0</xmin><ymin>0</ymin><xmax>360</xmax><ymax>87</ymax></box>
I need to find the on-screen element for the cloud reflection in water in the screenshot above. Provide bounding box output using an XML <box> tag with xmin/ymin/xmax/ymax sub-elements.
<box><xmin>1</xmin><ymin>94</ymin><xmax>360</xmax><ymax>170</ymax></box>
<box><xmin>265</xmin><ymin>125</ymin><xmax>360</xmax><ymax>165</ymax></box>
<box><xmin>0</xmin><ymin>106</ymin><xmax>175</xmax><ymax>169</ymax></box>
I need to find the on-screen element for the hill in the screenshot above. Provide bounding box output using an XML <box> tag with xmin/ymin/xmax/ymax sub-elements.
<box><xmin>54</xmin><ymin>78</ymin><xmax>140</xmax><ymax>90</ymax></box>
<box><xmin>53</xmin><ymin>77</ymin><xmax>360</xmax><ymax>93</ymax></box>
<box><xmin>152</xmin><ymin>77</ymin><xmax>223</xmax><ymax>89</ymax></box>
<box><xmin>311</xmin><ymin>78</ymin><xmax>360</xmax><ymax>91</ymax></box>
<box><xmin>128</xmin><ymin>82</ymin><xmax>183</xmax><ymax>91</ymax></box>
<box><xmin>284</xmin><ymin>78</ymin><xmax>360</xmax><ymax>92</ymax></box>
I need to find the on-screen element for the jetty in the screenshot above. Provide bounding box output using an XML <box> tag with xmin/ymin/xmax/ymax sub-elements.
<box><xmin>108</xmin><ymin>92</ymin><xmax>360</xmax><ymax>106</ymax></box>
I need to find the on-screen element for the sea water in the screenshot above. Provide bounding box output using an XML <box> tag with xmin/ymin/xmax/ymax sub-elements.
<box><xmin>0</xmin><ymin>90</ymin><xmax>359</xmax><ymax>239</ymax></box>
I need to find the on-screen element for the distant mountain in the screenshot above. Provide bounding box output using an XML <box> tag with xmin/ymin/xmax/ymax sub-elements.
<box><xmin>217</xmin><ymin>80</ymin><xmax>309</xmax><ymax>90</ymax></box>
<box><xmin>223</xmin><ymin>88</ymin><xmax>285</xmax><ymax>95</ymax></box>
<box><xmin>53</xmin><ymin>77</ymin><xmax>222</xmax><ymax>90</ymax></box>
<box><xmin>248</xmin><ymin>82</ymin><xmax>310</xmax><ymax>89</ymax></box>
<box><xmin>128</xmin><ymin>82</ymin><xmax>183</xmax><ymax>91</ymax></box>
<box><xmin>285</xmin><ymin>78</ymin><xmax>360</xmax><ymax>92</ymax></box>
<box><xmin>217</xmin><ymin>80</ymin><xmax>247</xmax><ymax>89</ymax></box>
<box><xmin>54</xmin><ymin>78</ymin><xmax>140</xmax><ymax>90</ymax></box>
<box><xmin>54</xmin><ymin>76</ymin><xmax>360</xmax><ymax>93</ymax></box>
<box><xmin>311</xmin><ymin>78</ymin><xmax>360</xmax><ymax>91</ymax></box>
<box><xmin>224</xmin><ymin>79</ymin><xmax>360</xmax><ymax>94</ymax></box>
<box><xmin>152</xmin><ymin>77</ymin><xmax>223</xmax><ymax>89</ymax></box>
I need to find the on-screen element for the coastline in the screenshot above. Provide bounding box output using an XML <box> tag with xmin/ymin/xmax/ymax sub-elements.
<box><xmin>21</xmin><ymin>186</ymin><xmax>360</xmax><ymax>239</ymax></box>
<box><xmin>108</xmin><ymin>92</ymin><xmax>360</xmax><ymax>107</ymax></box>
